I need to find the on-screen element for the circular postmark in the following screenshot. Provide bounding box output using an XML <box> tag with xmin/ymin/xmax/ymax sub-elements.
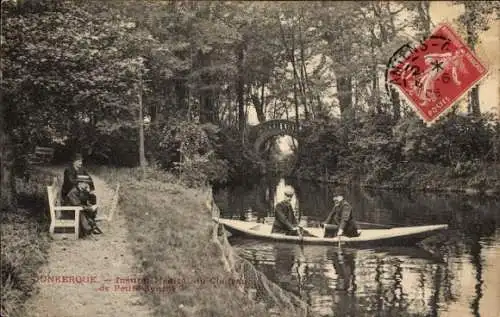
<box><xmin>385</xmin><ymin>35</ymin><xmax>452</xmax><ymax>98</ymax></box>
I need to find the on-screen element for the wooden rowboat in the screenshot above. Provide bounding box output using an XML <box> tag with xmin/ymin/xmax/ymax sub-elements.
<box><xmin>213</xmin><ymin>218</ymin><xmax>448</xmax><ymax>247</ymax></box>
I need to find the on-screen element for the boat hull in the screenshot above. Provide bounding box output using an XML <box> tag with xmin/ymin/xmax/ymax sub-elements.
<box><xmin>214</xmin><ymin>218</ymin><xmax>448</xmax><ymax>247</ymax></box>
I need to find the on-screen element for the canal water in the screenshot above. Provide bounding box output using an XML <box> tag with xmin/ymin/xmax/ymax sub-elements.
<box><xmin>213</xmin><ymin>176</ymin><xmax>500</xmax><ymax>317</ymax></box>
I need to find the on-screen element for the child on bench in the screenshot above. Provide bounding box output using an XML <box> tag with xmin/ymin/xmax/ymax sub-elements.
<box><xmin>64</xmin><ymin>175</ymin><xmax>102</xmax><ymax>236</ymax></box>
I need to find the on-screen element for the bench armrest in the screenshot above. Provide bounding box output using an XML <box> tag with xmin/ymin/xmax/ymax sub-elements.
<box><xmin>54</xmin><ymin>206</ymin><xmax>83</xmax><ymax>211</ymax></box>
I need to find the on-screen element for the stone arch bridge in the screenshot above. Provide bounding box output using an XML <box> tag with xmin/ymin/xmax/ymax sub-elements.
<box><xmin>248</xmin><ymin>119</ymin><xmax>302</xmax><ymax>154</ymax></box>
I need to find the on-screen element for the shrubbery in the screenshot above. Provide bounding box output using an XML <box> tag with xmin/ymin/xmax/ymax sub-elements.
<box><xmin>393</xmin><ymin>112</ymin><xmax>496</xmax><ymax>166</ymax></box>
<box><xmin>1</xmin><ymin>170</ymin><xmax>54</xmax><ymax>317</ymax></box>
<box><xmin>295</xmin><ymin>116</ymin><xmax>344</xmax><ymax>177</ymax></box>
<box><xmin>147</xmin><ymin>121</ymin><xmax>231</xmax><ymax>187</ymax></box>
<box><xmin>295</xmin><ymin>110</ymin><xmax>500</xmax><ymax>187</ymax></box>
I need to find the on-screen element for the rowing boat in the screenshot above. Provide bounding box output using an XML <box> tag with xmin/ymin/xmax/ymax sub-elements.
<box><xmin>213</xmin><ymin>218</ymin><xmax>448</xmax><ymax>247</ymax></box>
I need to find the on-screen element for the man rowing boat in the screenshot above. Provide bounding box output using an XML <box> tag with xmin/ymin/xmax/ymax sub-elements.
<box><xmin>323</xmin><ymin>195</ymin><xmax>360</xmax><ymax>238</ymax></box>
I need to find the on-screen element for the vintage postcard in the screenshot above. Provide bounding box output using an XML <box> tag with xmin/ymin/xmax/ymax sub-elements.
<box><xmin>1</xmin><ymin>2</ymin><xmax>499</xmax><ymax>317</ymax></box>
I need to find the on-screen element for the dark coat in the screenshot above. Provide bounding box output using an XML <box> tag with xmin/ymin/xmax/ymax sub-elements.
<box><xmin>64</xmin><ymin>187</ymin><xmax>97</xmax><ymax>207</ymax></box>
<box><xmin>324</xmin><ymin>201</ymin><xmax>359</xmax><ymax>237</ymax></box>
<box><xmin>61</xmin><ymin>165</ymin><xmax>94</xmax><ymax>198</ymax></box>
<box><xmin>272</xmin><ymin>200</ymin><xmax>298</xmax><ymax>234</ymax></box>
<box><xmin>64</xmin><ymin>187</ymin><xmax>97</xmax><ymax>233</ymax></box>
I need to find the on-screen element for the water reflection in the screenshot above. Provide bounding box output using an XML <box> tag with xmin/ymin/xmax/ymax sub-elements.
<box><xmin>214</xmin><ymin>177</ymin><xmax>500</xmax><ymax>317</ymax></box>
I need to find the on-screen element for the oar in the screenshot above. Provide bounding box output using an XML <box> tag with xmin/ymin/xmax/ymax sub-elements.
<box><xmin>297</xmin><ymin>222</ymin><xmax>319</xmax><ymax>238</ymax></box>
<box><xmin>298</xmin><ymin>225</ymin><xmax>304</xmax><ymax>242</ymax></box>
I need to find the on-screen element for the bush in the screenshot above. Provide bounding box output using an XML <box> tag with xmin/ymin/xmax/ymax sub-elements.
<box><xmin>394</xmin><ymin>113</ymin><xmax>496</xmax><ymax>166</ymax></box>
<box><xmin>150</xmin><ymin>121</ymin><xmax>231</xmax><ymax>186</ymax></box>
<box><xmin>490</xmin><ymin>120</ymin><xmax>500</xmax><ymax>162</ymax></box>
<box><xmin>296</xmin><ymin>117</ymin><xmax>344</xmax><ymax>176</ymax></box>
<box><xmin>212</xmin><ymin>126</ymin><xmax>262</xmax><ymax>183</ymax></box>
<box><xmin>1</xmin><ymin>170</ymin><xmax>54</xmax><ymax>317</ymax></box>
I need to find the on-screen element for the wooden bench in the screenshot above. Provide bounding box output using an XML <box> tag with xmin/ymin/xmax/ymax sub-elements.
<box><xmin>47</xmin><ymin>178</ymin><xmax>82</xmax><ymax>240</ymax></box>
<box><xmin>46</xmin><ymin>177</ymin><xmax>116</xmax><ymax>239</ymax></box>
<box><xmin>29</xmin><ymin>146</ymin><xmax>55</xmax><ymax>165</ymax></box>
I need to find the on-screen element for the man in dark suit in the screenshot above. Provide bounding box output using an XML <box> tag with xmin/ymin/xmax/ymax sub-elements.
<box><xmin>323</xmin><ymin>195</ymin><xmax>359</xmax><ymax>238</ymax></box>
<box><xmin>61</xmin><ymin>153</ymin><xmax>95</xmax><ymax>199</ymax></box>
<box><xmin>271</xmin><ymin>189</ymin><xmax>299</xmax><ymax>235</ymax></box>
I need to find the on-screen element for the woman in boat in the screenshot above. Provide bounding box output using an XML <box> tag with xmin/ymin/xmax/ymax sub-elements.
<box><xmin>271</xmin><ymin>189</ymin><xmax>299</xmax><ymax>236</ymax></box>
<box><xmin>323</xmin><ymin>195</ymin><xmax>360</xmax><ymax>237</ymax></box>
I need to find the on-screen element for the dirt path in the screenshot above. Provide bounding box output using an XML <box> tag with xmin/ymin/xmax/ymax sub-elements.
<box><xmin>24</xmin><ymin>170</ymin><xmax>153</xmax><ymax>317</ymax></box>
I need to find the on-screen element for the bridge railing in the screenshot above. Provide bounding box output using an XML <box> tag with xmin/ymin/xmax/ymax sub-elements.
<box><xmin>258</xmin><ymin>120</ymin><xmax>300</xmax><ymax>133</ymax></box>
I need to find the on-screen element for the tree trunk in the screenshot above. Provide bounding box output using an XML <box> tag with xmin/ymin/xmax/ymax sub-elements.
<box><xmin>0</xmin><ymin>104</ymin><xmax>16</xmax><ymax>211</ymax></box>
<box><xmin>199</xmin><ymin>93</ymin><xmax>214</xmax><ymax>124</ymax></box>
<box><xmin>198</xmin><ymin>51</ymin><xmax>215</xmax><ymax>123</ymax></box>
<box><xmin>337</xmin><ymin>75</ymin><xmax>353</xmax><ymax>118</ymax></box>
<box><xmin>277</xmin><ymin>14</ymin><xmax>301</xmax><ymax>125</ymax></box>
<box><xmin>251</xmin><ymin>83</ymin><xmax>266</xmax><ymax>123</ymax></box>
<box><xmin>293</xmin><ymin>79</ymin><xmax>300</xmax><ymax>126</ymax></box>
<box><xmin>377</xmin><ymin>2</ymin><xmax>403</xmax><ymax>121</ymax></box>
<box><xmin>468</xmin><ymin>87</ymin><xmax>481</xmax><ymax>116</ymax></box>
<box><xmin>175</xmin><ymin>79</ymin><xmax>187</xmax><ymax>115</ymax></box>
<box><xmin>138</xmin><ymin>77</ymin><xmax>147</xmax><ymax>168</ymax></box>
<box><xmin>297</xmin><ymin>16</ymin><xmax>310</xmax><ymax>120</ymax></box>
<box><xmin>237</xmin><ymin>43</ymin><xmax>245</xmax><ymax>133</ymax></box>
<box><xmin>260</xmin><ymin>83</ymin><xmax>266</xmax><ymax>121</ymax></box>
<box><xmin>416</xmin><ymin>1</ymin><xmax>431</xmax><ymax>36</ymax></box>
<box><xmin>391</xmin><ymin>87</ymin><xmax>401</xmax><ymax>121</ymax></box>
<box><xmin>289</xmin><ymin>36</ymin><xmax>301</xmax><ymax>126</ymax></box>
<box><xmin>372</xmin><ymin>69</ymin><xmax>381</xmax><ymax>114</ymax></box>
<box><xmin>370</xmin><ymin>35</ymin><xmax>381</xmax><ymax>114</ymax></box>
<box><xmin>465</xmin><ymin>2</ymin><xmax>481</xmax><ymax>116</ymax></box>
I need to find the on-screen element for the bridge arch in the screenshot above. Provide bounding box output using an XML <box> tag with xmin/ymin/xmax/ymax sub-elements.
<box><xmin>251</xmin><ymin>119</ymin><xmax>301</xmax><ymax>153</ymax></box>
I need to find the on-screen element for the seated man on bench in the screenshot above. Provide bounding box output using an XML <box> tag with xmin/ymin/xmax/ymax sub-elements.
<box><xmin>64</xmin><ymin>175</ymin><xmax>102</xmax><ymax>236</ymax></box>
<box><xmin>62</xmin><ymin>153</ymin><xmax>94</xmax><ymax>199</ymax></box>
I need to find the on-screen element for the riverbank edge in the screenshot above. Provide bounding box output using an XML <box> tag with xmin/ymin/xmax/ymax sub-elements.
<box><xmin>293</xmin><ymin>163</ymin><xmax>500</xmax><ymax>196</ymax></box>
<box><xmin>91</xmin><ymin>166</ymin><xmax>305</xmax><ymax>317</ymax></box>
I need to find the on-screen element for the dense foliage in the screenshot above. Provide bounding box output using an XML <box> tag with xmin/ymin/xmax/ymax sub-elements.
<box><xmin>1</xmin><ymin>0</ymin><xmax>499</xmax><ymax>198</ymax></box>
<box><xmin>296</xmin><ymin>111</ymin><xmax>500</xmax><ymax>186</ymax></box>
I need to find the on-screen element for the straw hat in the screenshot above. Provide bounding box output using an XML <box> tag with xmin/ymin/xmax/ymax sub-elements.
<box><xmin>284</xmin><ymin>188</ymin><xmax>294</xmax><ymax>198</ymax></box>
<box><xmin>332</xmin><ymin>195</ymin><xmax>344</xmax><ymax>202</ymax></box>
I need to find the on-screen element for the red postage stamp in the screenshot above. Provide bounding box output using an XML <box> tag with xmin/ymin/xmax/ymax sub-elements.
<box><xmin>387</xmin><ymin>23</ymin><xmax>488</xmax><ymax>124</ymax></box>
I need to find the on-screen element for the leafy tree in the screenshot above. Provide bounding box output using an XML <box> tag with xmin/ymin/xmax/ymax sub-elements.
<box><xmin>2</xmin><ymin>0</ymin><xmax>498</xmax><ymax>191</ymax></box>
<box><xmin>455</xmin><ymin>1</ymin><xmax>499</xmax><ymax>115</ymax></box>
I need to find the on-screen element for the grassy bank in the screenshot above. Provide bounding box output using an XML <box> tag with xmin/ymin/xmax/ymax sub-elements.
<box><xmin>92</xmin><ymin>166</ymin><xmax>299</xmax><ymax>317</ymax></box>
<box><xmin>295</xmin><ymin>162</ymin><xmax>500</xmax><ymax>195</ymax></box>
<box><xmin>1</xmin><ymin>169</ymin><xmax>55</xmax><ymax>317</ymax></box>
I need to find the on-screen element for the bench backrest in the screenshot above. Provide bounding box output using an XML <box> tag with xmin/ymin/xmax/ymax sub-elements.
<box><xmin>47</xmin><ymin>185</ymin><xmax>57</xmax><ymax>221</ymax></box>
<box><xmin>46</xmin><ymin>177</ymin><xmax>61</xmax><ymax>220</ymax></box>
<box><xmin>32</xmin><ymin>146</ymin><xmax>55</xmax><ymax>164</ymax></box>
